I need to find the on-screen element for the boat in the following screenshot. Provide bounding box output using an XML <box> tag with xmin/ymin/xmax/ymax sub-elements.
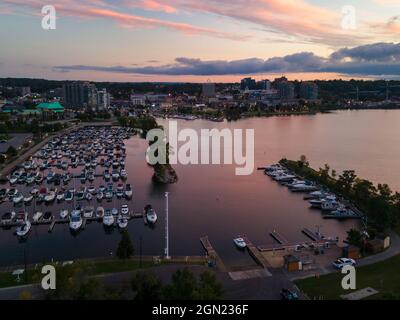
<box><xmin>30</xmin><ymin>188</ymin><xmax>39</xmax><ymax>196</ymax></box>
<box><xmin>125</xmin><ymin>184</ymin><xmax>133</xmax><ymax>198</ymax></box>
<box><xmin>9</xmin><ymin>176</ymin><xmax>18</xmax><ymax>185</ymax></box>
<box><xmin>88</xmin><ymin>186</ymin><xmax>96</xmax><ymax>194</ymax></box>
<box><xmin>76</xmin><ymin>190</ymin><xmax>85</xmax><ymax>201</ymax></box>
<box><xmin>121</xmin><ymin>204</ymin><xmax>129</xmax><ymax>215</ymax></box>
<box><xmin>144</xmin><ymin>204</ymin><xmax>157</xmax><ymax>224</ymax></box>
<box><xmin>103</xmin><ymin>209</ymin><xmax>114</xmax><ymax>227</ymax></box>
<box><xmin>42</xmin><ymin>211</ymin><xmax>53</xmax><ymax>222</ymax></box>
<box><xmin>290</xmin><ymin>183</ymin><xmax>318</xmax><ymax>192</ymax></box>
<box><xmin>83</xmin><ymin>206</ymin><xmax>94</xmax><ymax>218</ymax></box>
<box><xmin>274</xmin><ymin>173</ymin><xmax>296</xmax><ymax>182</ymax></box>
<box><xmin>23</xmin><ymin>194</ymin><xmax>33</xmax><ymax>204</ymax></box>
<box><xmin>112</xmin><ymin>171</ymin><xmax>120</xmax><ymax>181</ymax></box>
<box><xmin>233</xmin><ymin>237</ymin><xmax>247</xmax><ymax>249</ymax></box>
<box><xmin>69</xmin><ymin>210</ymin><xmax>83</xmax><ymax>231</ymax></box>
<box><xmin>120</xmin><ymin>169</ymin><xmax>127</xmax><ymax>180</ymax></box>
<box><xmin>56</xmin><ymin>191</ymin><xmax>65</xmax><ymax>201</ymax></box>
<box><xmin>12</xmin><ymin>192</ymin><xmax>24</xmax><ymax>204</ymax></box>
<box><xmin>111</xmin><ymin>207</ymin><xmax>118</xmax><ymax>216</ymax></box>
<box><xmin>44</xmin><ymin>190</ymin><xmax>56</xmax><ymax>203</ymax></box>
<box><xmin>15</xmin><ymin>211</ymin><xmax>27</xmax><ymax>223</ymax></box>
<box><xmin>65</xmin><ymin>191</ymin><xmax>74</xmax><ymax>202</ymax></box>
<box><xmin>60</xmin><ymin>209</ymin><xmax>69</xmax><ymax>219</ymax></box>
<box><xmin>105</xmin><ymin>191</ymin><xmax>113</xmax><ymax>200</ymax></box>
<box><xmin>323</xmin><ymin>207</ymin><xmax>360</xmax><ymax>219</ymax></box>
<box><xmin>96</xmin><ymin>192</ymin><xmax>104</xmax><ymax>201</ymax></box>
<box><xmin>1</xmin><ymin>211</ymin><xmax>16</xmax><ymax>224</ymax></box>
<box><xmin>96</xmin><ymin>206</ymin><xmax>104</xmax><ymax>218</ymax></box>
<box><xmin>117</xmin><ymin>215</ymin><xmax>128</xmax><ymax>229</ymax></box>
<box><xmin>85</xmin><ymin>192</ymin><xmax>93</xmax><ymax>201</ymax></box>
<box><xmin>321</xmin><ymin>197</ymin><xmax>340</xmax><ymax>211</ymax></box>
<box><xmin>116</xmin><ymin>184</ymin><xmax>124</xmax><ymax>198</ymax></box>
<box><xmin>16</xmin><ymin>220</ymin><xmax>31</xmax><ymax>237</ymax></box>
<box><xmin>32</xmin><ymin>211</ymin><xmax>43</xmax><ymax>222</ymax></box>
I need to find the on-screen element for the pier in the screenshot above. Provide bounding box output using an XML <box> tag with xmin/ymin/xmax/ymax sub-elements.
<box><xmin>199</xmin><ymin>236</ymin><xmax>227</xmax><ymax>272</ymax></box>
<box><xmin>269</xmin><ymin>230</ymin><xmax>289</xmax><ymax>244</ymax></box>
<box><xmin>239</xmin><ymin>235</ymin><xmax>270</xmax><ymax>268</ymax></box>
<box><xmin>302</xmin><ymin>228</ymin><xmax>321</xmax><ymax>241</ymax></box>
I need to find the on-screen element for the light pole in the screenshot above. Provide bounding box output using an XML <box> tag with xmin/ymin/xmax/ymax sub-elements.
<box><xmin>165</xmin><ymin>192</ymin><xmax>170</xmax><ymax>259</ymax></box>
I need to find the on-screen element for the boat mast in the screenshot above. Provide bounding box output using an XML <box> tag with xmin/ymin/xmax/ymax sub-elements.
<box><xmin>165</xmin><ymin>192</ymin><xmax>170</xmax><ymax>259</ymax></box>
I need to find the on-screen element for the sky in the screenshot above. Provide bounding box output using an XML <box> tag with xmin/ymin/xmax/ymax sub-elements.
<box><xmin>0</xmin><ymin>0</ymin><xmax>399</xmax><ymax>82</ymax></box>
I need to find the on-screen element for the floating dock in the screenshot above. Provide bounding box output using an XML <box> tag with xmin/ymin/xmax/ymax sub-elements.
<box><xmin>302</xmin><ymin>228</ymin><xmax>321</xmax><ymax>241</ymax></box>
<box><xmin>239</xmin><ymin>235</ymin><xmax>270</xmax><ymax>268</ymax></box>
<box><xmin>269</xmin><ymin>230</ymin><xmax>289</xmax><ymax>244</ymax></box>
<box><xmin>200</xmin><ymin>236</ymin><xmax>227</xmax><ymax>272</ymax></box>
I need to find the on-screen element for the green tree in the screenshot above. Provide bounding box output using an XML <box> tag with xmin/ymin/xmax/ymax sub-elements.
<box><xmin>131</xmin><ymin>271</ymin><xmax>164</xmax><ymax>300</ymax></box>
<box><xmin>6</xmin><ymin>145</ymin><xmax>17</xmax><ymax>157</ymax></box>
<box><xmin>336</xmin><ymin>170</ymin><xmax>357</xmax><ymax>195</ymax></box>
<box><xmin>163</xmin><ymin>268</ymin><xmax>198</xmax><ymax>300</ymax></box>
<box><xmin>193</xmin><ymin>271</ymin><xmax>223</xmax><ymax>300</ymax></box>
<box><xmin>116</xmin><ymin>230</ymin><xmax>134</xmax><ymax>259</ymax></box>
<box><xmin>346</xmin><ymin>228</ymin><xmax>363</xmax><ymax>248</ymax></box>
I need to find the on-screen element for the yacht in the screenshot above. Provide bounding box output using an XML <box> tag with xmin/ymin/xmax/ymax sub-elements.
<box><xmin>60</xmin><ymin>209</ymin><xmax>69</xmax><ymax>219</ymax></box>
<box><xmin>30</xmin><ymin>188</ymin><xmax>39</xmax><ymax>196</ymax></box>
<box><xmin>76</xmin><ymin>190</ymin><xmax>85</xmax><ymax>201</ymax></box>
<box><xmin>144</xmin><ymin>204</ymin><xmax>157</xmax><ymax>224</ymax></box>
<box><xmin>120</xmin><ymin>169</ymin><xmax>127</xmax><ymax>180</ymax></box>
<box><xmin>32</xmin><ymin>211</ymin><xmax>43</xmax><ymax>222</ymax></box>
<box><xmin>103</xmin><ymin>209</ymin><xmax>114</xmax><ymax>227</ymax></box>
<box><xmin>83</xmin><ymin>206</ymin><xmax>94</xmax><ymax>218</ymax></box>
<box><xmin>88</xmin><ymin>186</ymin><xmax>96</xmax><ymax>194</ymax></box>
<box><xmin>96</xmin><ymin>206</ymin><xmax>105</xmax><ymax>218</ymax></box>
<box><xmin>16</xmin><ymin>220</ymin><xmax>31</xmax><ymax>237</ymax></box>
<box><xmin>15</xmin><ymin>211</ymin><xmax>27</xmax><ymax>223</ymax></box>
<box><xmin>121</xmin><ymin>204</ymin><xmax>129</xmax><ymax>215</ymax></box>
<box><xmin>65</xmin><ymin>191</ymin><xmax>74</xmax><ymax>202</ymax></box>
<box><xmin>44</xmin><ymin>190</ymin><xmax>56</xmax><ymax>203</ymax></box>
<box><xmin>12</xmin><ymin>192</ymin><xmax>24</xmax><ymax>204</ymax></box>
<box><xmin>274</xmin><ymin>173</ymin><xmax>296</xmax><ymax>182</ymax></box>
<box><xmin>1</xmin><ymin>211</ymin><xmax>16</xmax><ymax>224</ymax></box>
<box><xmin>42</xmin><ymin>211</ymin><xmax>53</xmax><ymax>222</ymax></box>
<box><xmin>96</xmin><ymin>192</ymin><xmax>104</xmax><ymax>201</ymax></box>
<box><xmin>111</xmin><ymin>207</ymin><xmax>119</xmax><ymax>216</ymax></box>
<box><xmin>105</xmin><ymin>191</ymin><xmax>113</xmax><ymax>200</ymax></box>
<box><xmin>321</xmin><ymin>198</ymin><xmax>341</xmax><ymax>211</ymax></box>
<box><xmin>56</xmin><ymin>191</ymin><xmax>65</xmax><ymax>202</ymax></box>
<box><xmin>290</xmin><ymin>183</ymin><xmax>318</xmax><ymax>192</ymax></box>
<box><xmin>116</xmin><ymin>184</ymin><xmax>124</xmax><ymax>198</ymax></box>
<box><xmin>112</xmin><ymin>171</ymin><xmax>120</xmax><ymax>181</ymax></box>
<box><xmin>23</xmin><ymin>194</ymin><xmax>33</xmax><ymax>204</ymax></box>
<box><xmin>323</xmin><ymin>207</ymin><xmax>359</xmax><ymax>219</ymax></box>
<box><xmin>117</xmin><ymin>215</ymin><xmax>128</xmax><ymax>229</ymax></box>
<box><xmin>125</xmin><ymin>184</ymin><xmax>133</xmax><ymax>198</ymax></box>
<box><xmin>85</xmin><ymin>192</ymin><xmax>93</xmax><ymax>201</ymax></box>
<box><xmin>69</xmin><ymin>210</ymin><xmax>83</xmax><ymax>231</ymax></box>
<box><xmin>233</xmin><ymin>237</ymin><xmax>247</xmax><ymax>249</ymax></box>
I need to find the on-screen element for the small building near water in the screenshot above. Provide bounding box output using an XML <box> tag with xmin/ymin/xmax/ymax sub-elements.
<box><xmin>284</xmin><ymin>254</ymin><xmax>302</xmax><ymax>272</ymax></box>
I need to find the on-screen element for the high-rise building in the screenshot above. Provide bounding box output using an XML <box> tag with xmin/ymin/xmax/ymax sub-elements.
<box><xmin>299</xmin><ymin>82</ymin><xmax>318</xmax><ymax>100</ymax></box>
<box><xmin>202</xmin><ymin>82</ymin><xmax>216</xmax><ymax>97</ymax></box>
<box><xmin>240</xmin><ymin>77</ymin><xmax>257</xmax><ymax>91</ymax></box>
<box><xmin>97</xmin><ymin>89</ymin><xmax>110</xmax><ymax>110</ymax></box>
<box><xmin>258</xmin><ymin>79</ymin><xmax>271</xmax><ymax>91</ymax></box>
<box><xmin>63</xmin><ymin>82</ymin><xmax>86</xmax><ymax>107</ymax></box>
<box><xmin>277</xmin><ymin>81</ymin><xmax>295</xmax><ymax>100</ymax></box>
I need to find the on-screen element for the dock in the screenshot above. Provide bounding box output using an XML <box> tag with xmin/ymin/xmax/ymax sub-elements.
<box><xmin>302</xmin><ymin>228</ymin><xmax>321</xmax><ymax>241</ymax></box>
<box><xmin>269</xmin><ymin>230</ymin><xmax>289</xmax><ymax>244</ymax></box>
<box><xmin>239</xmin><ymin>235</ymin><xmax>270</xmax><ymax>268</ymax></box>
<box><xmin>200</xmin><ymin>236</ymin><xmax>227</xmax><ymax>272</ymax></box>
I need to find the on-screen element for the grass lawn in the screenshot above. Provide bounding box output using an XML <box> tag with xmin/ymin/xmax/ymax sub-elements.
<box><xmin>295</xmin><ymin>254</ymin><xmax>400</xmax><ymax>300</ymax></box>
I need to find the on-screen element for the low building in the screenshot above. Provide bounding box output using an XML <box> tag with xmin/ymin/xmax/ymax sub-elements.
<box><xmin>342</xmin><ymin>245</ymin><xmax>361</xmax><ymax>259</ymax></box>
<box><xmin>36</xmin><ymin>102</ymin><xmax>64</xmax><ymax>113</ymax></box>
<box><xmin>284</xmin><ymin>254</ymin><xmax>302</xmax><ymax>272</ymax></box>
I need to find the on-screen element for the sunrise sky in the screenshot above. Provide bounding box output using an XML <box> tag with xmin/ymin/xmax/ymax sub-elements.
<box><xmin>0</xmin><ymin>0</ymin><xmax>399</xmax><ymax>82</ymax></box>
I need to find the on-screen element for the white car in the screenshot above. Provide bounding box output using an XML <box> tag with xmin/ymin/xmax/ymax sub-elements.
<box><xmin>332</xmin><ymin>258</ymin><xmax>356</xmax><ymax>269</ymax></box>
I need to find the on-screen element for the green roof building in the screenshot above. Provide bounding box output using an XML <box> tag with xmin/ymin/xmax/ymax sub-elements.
<box><xmin>36</xmin><ymin>102</ymin><xmax>64</xmax><ymax>113</ymax></box>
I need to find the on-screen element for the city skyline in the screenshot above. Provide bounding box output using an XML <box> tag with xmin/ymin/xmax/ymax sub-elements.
<box><xmin>0</xmin><ymin>0</ymin><xmax>399</xmax><ymax>82</ymax></box>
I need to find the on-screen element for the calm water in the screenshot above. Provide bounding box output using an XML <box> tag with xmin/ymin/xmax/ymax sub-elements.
<box><xmin>1</xmin><ymin>110</ymin><xmax>399</xmax><ymax>268</ymax></box>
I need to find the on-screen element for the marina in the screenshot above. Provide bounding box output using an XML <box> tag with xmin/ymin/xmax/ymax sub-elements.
<box><xmin>0</xmin><ymin>126</ymin><xmax>157</xmax><ymax>239</ymax></box>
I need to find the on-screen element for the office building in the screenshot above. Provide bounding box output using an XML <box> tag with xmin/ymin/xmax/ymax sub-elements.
<box><xmin>299</xmin><ymin>82</ymin><xmax>318</xmax><ymax>100</ymax></box>
<box><xmin>240</xmin><ymin>77</ymin><xmax>257</xmax><ymax>91</ymax></box>
<box><xmin>202</xmin><ymin>82</ymin><xmax>216</xmax><ymax>97</ymax></box>
<box><xmin>277</xmin><ymin>81</ymin><xmax>295</xmax><ymax>100</ymax></box>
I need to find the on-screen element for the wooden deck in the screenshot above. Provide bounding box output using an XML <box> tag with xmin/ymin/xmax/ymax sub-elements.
<box><xmin>239</xmin><ymin>235</ymin><xmax>270</xmax><ymax>268</ymax></box>
<box><xmin>270</xmin><ymin>230</ymin><xmax>289</xmax><ymax>244</ymax></box>
<box><xmin>200</xmin><ymin>236</ymin><xmax>227</xmax><ymax>272</ymax></box>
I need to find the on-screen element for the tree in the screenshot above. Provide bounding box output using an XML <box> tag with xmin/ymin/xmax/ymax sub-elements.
<box><xmin>193</xmin><ymin>271</ymin><xmax>223</xmax><ymax>300</ymax></box>
<box><xmin>336</xmin><ymin>170</ymin><xmax>357</xmax><ymax>195</ymax></box>
<box><xmin>163</xmin><ymin>268</ymin><xmax>198</xmax><ymax>300</ymax></box>
<box><xmin>131</xmin><ymin>271</ymin><xmax>164</xmax><ymax>300</ymax></box>
<box><xmin>298</xmin><ymin>155</ymin><xmax>309</xmax><ymax>168</ymax></box>
<box><xmin>116</xmin><ymin>230</ymin><xmax>134</xmax><ymax>259</ymax></box>
<box><xmin>346</xmin><ymin>229</ymin><xmax>363</xmax><ymax>248</ymax></box>
<box><xmin>6</xmin><ymin>145</ymin><xmax>17</xmax><ymax>157</ymax></box>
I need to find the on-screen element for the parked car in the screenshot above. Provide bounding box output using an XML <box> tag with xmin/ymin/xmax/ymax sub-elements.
<box><xmin>280</xmin><ymin>288</ymin><xmax>299</xmax><ymax>300</ymax></box>
<box><xmin>332</xmin><ymin>258</ymin><xmax>356</xmax><ymax>269</ymax></box>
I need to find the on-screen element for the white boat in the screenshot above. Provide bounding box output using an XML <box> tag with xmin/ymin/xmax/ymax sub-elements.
<box><xmin>112</xmin><ymin>171</ymin><xmax>120</xmax><ymax>180</ymax></box>
<box><xmin>69</xmin><ymin>211</ymin><xmax>83</xmax><ymax>231</ymax></box>
<box><xmin>144</xmin><ymin>205</ymin><xmax>157</xmax><ymax>224</ymax></box>
<box><xmin>290</xmin><ymin>183</ymin><xmax>318</xmax><ymax>192</ymax></box>
<box><xmin>117</xmin><ymin>215</ymin><xmax>128</xmax><ymax>229</ymax></box>
<box><xmin>1</xmin><ymin>211</ymin><xmax>16</xmax><ymax>223</ymax></box>
<box><xmin>121</xmin><ymin>204</ymin><xmax>129</xmax><ymax>215</ymax></box>
<box><xmin>23</xmin><ymin>194</ymin><xmax>33</xmax><ymax>203</ymax></box>
<box><xmin>65</xmin><ymin>191</ymin><xmax>74</xmax><ymax>202</ymax></box>
<box><xmin>85</xmin><ymin>192</ymin><xmax>93</xmax><ymax>201</ymax></box>
<box><xmin>321</xmin><ymin>198</ymin><xmax>340</xmax><ymax>211</ymax></box>
<box><xmin>96</xmin><ymin>192</ymin><xmax>104</xmax><ymax>201</ymax></box>
<box><xmin>274</xmin><ymin>173</ymin><xmax>296</xmax><ymax>182</ymax></box>
<box><xmin>12</xmin><ymin>192</ymin><xmax>24</xmax><ymax>204</ymax></box>
<box><xmin>9</xmin><ymin>176</ymin><xmax>18</xmax><ymax>184</ymax></box>
<box><xmin>83</xmin><ymin>206</ymin><xmax>94</xmax><ymax>218</ymax></box>
<box><xmin>103</xmin><ymin>210</ymin><xmax>114</xmax><ymax>227</ymax></box>
<box><xmin>233</xmin><ymin>237</ymin><xmax>247</xmax><ymax>249</ymax></box>
<box><xmin>30</xmin><ymin>188</ymin><xmax>39</xmax><ymax>196</ymax></box>
<box><xmin>88</xmin><ymin>186</ymin><xmax>96</xmax><ymax>194</ymax></box>
<box><xmin>96</xmin><ymin>206</ymin><xmax>104</xmax><ymax>218</ymax></box>
<box><xmin>56</xmin><ymin>191</ymin><xmax>65</xmax><ymax>201</ymax></box>
<box><xmin>120</xmin><ymin>169</ymin><xmax>127</xmax><ymax>179</ymax></box>
<box><xmin>16</xmin><ymin>220</ymin><xmax>31</xmax><ymax>237</ymax></box>
<box><xmin>32</xmin><ymin>211</ymin><xmax>43</xmax><ymax>222</ymax></box>
<box><xmin>44</xmin><ymin>191</ymin><xmax>56</xmax><ymax>203</ymax></box>
<box><xmin>60</xmin><ymin>209</ymin><xmax>69</xmax><ymax>219</ymax></box>
<box><xmin>125</xmin><ymin>184</ymin><xmax>133</xmax><ymax>198</ymax></box>
<box><xmin>111</xmin><ymin>207</ymin><xmax>118</xmax><ymax>216</ymax></box>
